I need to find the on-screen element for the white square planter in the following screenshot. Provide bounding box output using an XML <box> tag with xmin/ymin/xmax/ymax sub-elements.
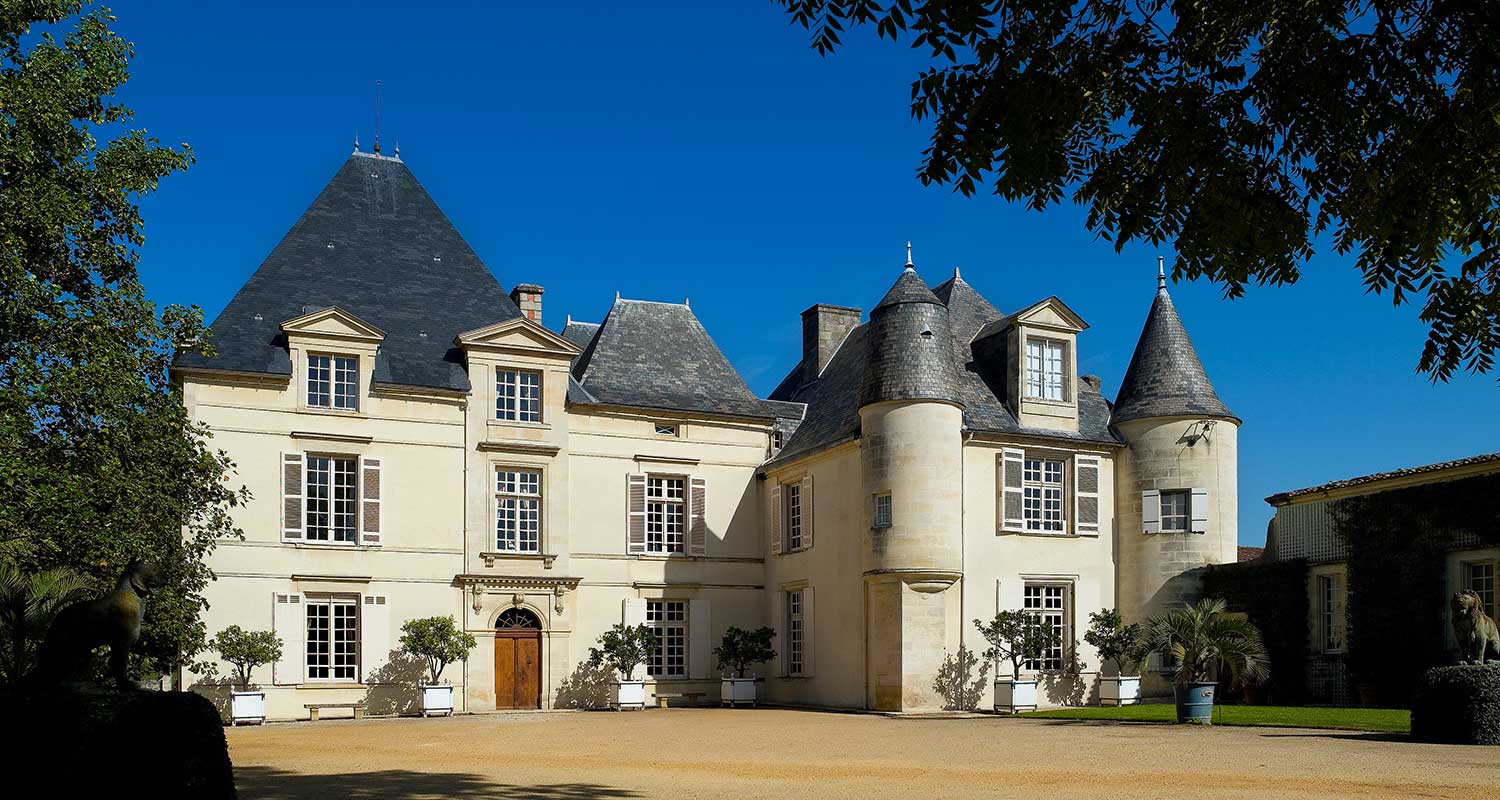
<box><xmin>609</xmin><ymin>680</ymin><xmax>647</xmax><ymax>710</ymax></box>
<box><xmin>1099</xmin><ymin>676</ymin><xmax>1142</xmax><ymax>707</ymax></box>
<box><xmin>230</xmin><ymin>690</ymin><xmax>266</xmax><ymax>725</ymax></box>
<box><xmin>994</xmin><ymin>678</ymin><xmax>1039</xmax><ymax>714</ymax></box>
<box><xmin>421</xmin><ymin>684</ymin><xmax>455</xmax><ymax>717</ymax></box>
<box><xmin>721</xmin><ymin>677</ymin><xmax>757</xmax><ymax>707</ymax></box>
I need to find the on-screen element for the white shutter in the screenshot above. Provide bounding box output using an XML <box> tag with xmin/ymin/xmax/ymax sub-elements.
<box><xmin>626</xmin><ymin>474</ymin><xmax>647</xmax><ymax>554</ymax></box>
<box><xmin>271</xmin><ymin>592</ymin><xmax>304</xmax><ymax>685</ymax></box>
<box><xmin>802</xmin><ymin>587</ymin><xmax>815</xmax><ymax>678</ymax></box>
<box><xmin>1190</xmin><ymin>487</ymin><xmax>1211</xmax><ymax>534</ymax></box>
<box><xmin>282</xmin><ymin>452</ymin><xmax>305</xmax><ymax>541</ymax></box>
<box><xmin>361</xmin><ymin>594</ymin><xmax>390</xmax><ymax>683</ymax></box>
<box><xmin>770</xmin><ymin>590</ymin><xmax>786</xmax><ymax>677</ymax></box>
<box><xmin>1141</xmin><ymin>490</ymin><xmax>1161</xmax><ymax>534</ymax></box>
<box><xmin>1074</xmin><ymin>455</ymin><xmax>1101</xmax><ymax>535</ymax></box>
<box><xmin>688</xmin><ymin>477</ymin><xmax>708</xmax><ymax>556</ymax></box>
<box><xmin>623</xmin><ymin>597</ymin><xmax>647</xmax><ymax>627</ymax></box>
<box><xmin>799</xmin><ymin>474</ymin><xmax>814</xmax><ymax>550</ymax></box>
<box><xmin>360</xmin><ymin>456</ymin><xmax>382</xmax><ymax>546</ymax></box>
<box><xmin>1000</xmin><ymin>448</ymin><xmax>1025</xmax><ymax>532</ymax></box>
<box><xmin>689</xmin><ymin>597</ymin><xmax>711</xmax><ymax>678</ymax></box>
<box><xmin>769</xmin><ymin>484</ymin><xmax>782</xmax><ymax>555</ymax></box>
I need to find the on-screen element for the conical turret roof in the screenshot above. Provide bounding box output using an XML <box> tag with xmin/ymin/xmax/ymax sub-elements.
<box><xmin>1112</xmin><ymin>269</ymin><xmax>1235</xmax><ymax>425</ymax></box>
<box><xmin>860</xmin><ymin>262</ymin><xmax>962</xmax><ymax>408</ymax></box>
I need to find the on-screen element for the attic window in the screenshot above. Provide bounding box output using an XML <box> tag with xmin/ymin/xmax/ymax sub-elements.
<box><xmin>307</xmin><ymin>354</ymin><xmax>358</xmax><ymax>411</ymax></box>
<box><xmin>654</xmin><ymin>423</ymin><xmax>679</xmax><ymax>437</ymax></box>
<box><xmin>1025</xmin><ymin>338</ymin><xmax>1067</xmax><ymax>402</ymax></box>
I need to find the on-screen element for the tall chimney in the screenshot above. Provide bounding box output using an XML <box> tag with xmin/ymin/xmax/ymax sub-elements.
<box><xmin>801</xmin><ymin>304</ymin><xmax>861</xmax><ymax>385</ymax></box>
<box><xmin>510</xmin><ymin>283</ymin><xmax>544</xmax><ymax>324</ymax></box>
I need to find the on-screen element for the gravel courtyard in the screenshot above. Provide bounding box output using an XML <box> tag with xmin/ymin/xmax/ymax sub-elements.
<box><xmin>230</xmin><ymin>708</ymin><xmax>1497</xmax><ymax>799</ymax></box>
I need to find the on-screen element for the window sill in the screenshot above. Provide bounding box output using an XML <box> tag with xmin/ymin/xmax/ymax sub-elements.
<box><xmin>1145</xmin><ymin>529</ymin><xmax>1207</xmax><ymax>535</ymax></box>
<box><xmin>777</xmin><ymin>546</ymin><xmax>810</xmax><ymax>555</ymax></box>
<box><xmin>480</xmin><ymin>551</ymin><xmax>556</xmax><ymax>569</ymax></box>
<box><xmin>285</xmin><ymin>541</ymin><xmax>376</xmax><ymax>550</ymax></box>
<box><xmin>489</xmin><ymin>420</ymin><xmax>550</xmax><ymax>431</ymax></box>
<box><xmin>291</xmin><ymin>682</ymin><xmax>367</xmax><ymax>689</ymax></box>
<box><xmin>997</xmin><ymin>530</ymin><xmax>1099</xmax><ymax>539</ymax></box>
<box><xmin>1021</xmin><ymin>396</ymin><xmax>1073</xmax><ymax>408</ymax></box>
<box><xmin>631</xmin><ymin>552</ymin><xmax>698</xmax><ymax>561</ymax></box>
<box><xmin>297</xmin><ymin>406</ymin><xmax>365</xmax><ymax>419</ymax></box>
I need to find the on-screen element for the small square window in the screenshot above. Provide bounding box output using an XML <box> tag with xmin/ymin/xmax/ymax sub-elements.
<box><xmin>496</xmin><ymin>368</ymin><xmax>542</xmax><ymax>423</ymax></box>
<box><xmin>654</xmin><ymin>423</ymin><xmax>679</xmax><ymax>437</ymax></box>
<box><xmin>1160</xmin><ymin>490</ymin><xmax>1190</xmax><ymax>532</ymax></box>
<box><xmin>873</xmin><ymin>493</ymin><xmax>892</xmax><ymax>528</ymax></box>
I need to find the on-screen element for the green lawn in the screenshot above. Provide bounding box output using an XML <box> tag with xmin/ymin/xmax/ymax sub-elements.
<box><xmin>1020</xmin><ymin>704</ymin><xmax>1410</xmax><ymax>734</ymax></box>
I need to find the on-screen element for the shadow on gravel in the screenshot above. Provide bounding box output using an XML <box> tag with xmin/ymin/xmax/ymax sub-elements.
<box><xmin>236</xmin><ymin>766</ymin><xmax>642</xmax><ymax>799</ymax></box>
<box><xmin>1256</xmin><ymin>731</ymin><xmax>1411</xmax><ymax>743</ymax></box>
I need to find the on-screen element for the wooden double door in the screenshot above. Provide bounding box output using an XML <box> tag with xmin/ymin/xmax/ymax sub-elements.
<box><xmin>494</xmin><ymin>628</ymin><xmax>541</xmax><ymax>709</ymax></box>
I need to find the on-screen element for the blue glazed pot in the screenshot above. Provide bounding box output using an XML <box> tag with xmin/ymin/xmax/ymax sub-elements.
<box><xmin>1175</xmin><ymin>681</ymin><xmax>1217</xmax><ymax>723</ymax></box>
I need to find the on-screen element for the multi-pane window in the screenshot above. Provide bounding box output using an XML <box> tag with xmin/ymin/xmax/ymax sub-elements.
<box><xmin>873</xmin><ymin>493</ymin><xmax>892</xmax><ymax>528</ymax></box>
<box><xmin>495</xmin><ymin>468</ymin><xmax>542</xmax><ymax>552</ymax></box>
<box><xmin>646</xmin><ymin>599</ymin><xmax>687</xmax><ymax>678</ymax></box>
<box><xmin>1023</xmin><ymin>583</ymin><xmax>1068</xmax><ymax>672</ymax></box>
<box><xmin>1466</xmin><ymin>561</ymin><xmax>1500</xmax><ymax>621</ymax></box>
<box><xmin>308</xmin><ymin>354</ymin><xmax>358</xmax><ymax>410</ymax></box>
<box><xmin>1317</xmin><ymin>574</ymin><xmax>1343</xmax><ymax>652</ymax></box>
<box><xmin>306</xmin><ymin>456</ymin><xmax>358</xmax><ymax>543</ymax></box>
<box><xmin>1022</xmin><ymin>458</ymin><xmax>1065</xmax><ymax>533</ymax></box>
<box><xmin>785</xmin><ymin>483</ymin><xmax>803</xmax><ymax>551</ymax></box>
<box><xmin>788</xmin><ymin>589</ymin><xmax>805</xmax><ymax>676</ymax></box>
<box><xmin>306</xmin><ymin>597</ymin><xmax>358</xmax><ymax>680</ymax></box>
<box><xmin>646</xmin><ymin>475</ymin><xmax>686</xmax><ymax>553</ymax></box>
<box><xmin>1160</xmin><ymin>490</ymin><xmax>1191</xmax><ymax>532</ymax></box>
<box><xmin>1025</xmin><ymin>338</ymin><xmax>1065</xmax><ymax>401</ymax></box>
<box><xmin>496</xmin><ymin>368</ymin><xmax>542</xmax><ymax>423</ymax></box>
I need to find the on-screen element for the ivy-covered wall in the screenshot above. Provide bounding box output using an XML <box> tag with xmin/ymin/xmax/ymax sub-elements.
<box><xmin>1204</xmin><ymin>558</ymin><xmax>1309</xmax><ymax>704</ymax></box>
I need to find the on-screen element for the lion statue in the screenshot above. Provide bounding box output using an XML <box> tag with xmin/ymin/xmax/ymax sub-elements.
<box><xmin>33</xmin><ymin>561</ymin><xmax>164</xmax><ymax>690</ymax></box>
<box><xmin>1451</xmin><ymin>589</ymin><xmax>1500</xmax><ymax>666</ymax></box>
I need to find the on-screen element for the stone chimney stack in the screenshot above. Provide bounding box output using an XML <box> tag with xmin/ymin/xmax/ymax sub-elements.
<box><xmin>800</xmin><ymin>304</ymin><xmax>861</xmax><ymax>386</ymax></box>
<box><xmin>510</xmin><ymin>284</ymin><xmax>544</xmax><ymax>324</ymax></box>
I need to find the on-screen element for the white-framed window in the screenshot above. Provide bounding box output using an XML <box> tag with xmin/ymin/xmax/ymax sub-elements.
<box><xmin>306</xmin><ymin>596</ymin><xmax>358</xmax><ymax>680</ymax></box>
<box><xmin>1465</xmin><ymin>560</ymin><xmax>1500</xmax><ymax>621</ymax></box>
<box><xmin>1316</xmin><ymin>574</ymin><xmax>1344</xmax><ymax>652</ymax></box>
<box><xmin>1023</xmin><ymin>583</ymin><xmax>1069</xmax><ymax>672</ymax></box>
<box><xmin>1160</xmin><ymin>490</ymin><xmax>1191</xmax><ymax>532</ymax></box>
<box><xmin>496</xmin><ymin>368</ymin><xmax>542</xmax><ymax>423</ymax></box>
<box><xmin>772</xmin><ymin>430</ymin><xmax>784</xmax><ymax>454</ymax></box>
<box><xmin>1022</xmin><ymin>458</ymin><xmax>1066</xmax><ymax>533</ymax></box>
<box><xmin>646</xmin><ymin>599</ymin><xmax>687</xmax><ymax>678</ymax></box>
<box><xmin>787</xmin><ymin>589</ymin><xmax>805</xmax><ymax>676</ymax></box>
<box><xmin>495</xmin><ymin>468</ymin><xmax>541</xmax><ymax>552</ymax></box>
<box><xmin>646</xmin><ymin>475</ymin><xmax>686</xmax><ymax>553</ymax></box>
<box><xmin>785</xmin><ymin>483</ymin><xmax>803</xmax><ymax>551</ymax></box>
<box><xmin>1025</xmin><ymin>338</ymin><xmax>1065</xmax><ymax>401</ymax></box>
<box><xmin>306</xmin><ymin>455</ymin><xmax>358</xmax><ymax>543</ymax></box>
<box><xmin>654</xmin><ymin>422</ymin><xmax>679</xmax><ymax>437</ymax></box>
<box><xmin>308</xmin><ymin>353</ymin><xmax>358</xmax><ymax>410</ymax></box>
<box><xmin>873</xmin><ymin>492</ymin><xmax>892</xmax><ymax>528</ymax></box>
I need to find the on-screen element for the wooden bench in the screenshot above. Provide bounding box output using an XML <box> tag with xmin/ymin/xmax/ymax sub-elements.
<box><xmin>655</xmin><ymin>692</ymin><xmax>707</xmax><ymax>708</ymax></box>
<box><xmin>305</xmin><ymin>703</ymin><xmax>364</xmax><ymax>721</ymax></box>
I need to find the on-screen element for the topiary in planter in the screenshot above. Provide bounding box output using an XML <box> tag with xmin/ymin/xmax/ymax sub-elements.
<box><xmin>1411</xmin><ymin>665</ymin><xmax>1500</xmax><ymax>744</ymax></box>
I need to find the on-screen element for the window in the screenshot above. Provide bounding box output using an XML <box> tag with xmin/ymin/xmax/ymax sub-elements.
<box><xmin>1466</xmin><ymin>561</ymin><xmax>1500</xmax><ymax>621</ymax></box>
<box><xmin>873</xmin><ymin>492</ymin><xmax>892</xmax><ymax>528</ymax></box>
<box><xmin>1160</xmin><ymin>490</ymin><xmax>1191</xmax><ymax>532</ymax></box>
<box><xmin>308</xmin><ymin>354</ymin><xmax>358</xmax><ymax>410</ymax></box>
<box><xmin>1023</xmin><ymin>584</ymin><xmax>1069</xmax><ymax>672</ymax></box>
<box><xmin>787</xmin><ymin>589</ymin><xmax>805</xmax><ymax>676</ymax></box>
<box><xmin>495</xmin><ymin>468</ymin><xmax>541</xmax><ymax>552</ymax></box>
<box><xmin>646</xmin><ymin>475</ymin><xmax>686</xmax><ymax>553</ymax></box>
<box><xmin>654</xmin><ymin>422</ymin><xmax>679</xmax><ymax>437</ymax></box>
<box><xmin>1022</xmin><ymin>458</ymin><xmax>1066</xmax><ymax>533</ymax></box>
<box><xmin>772</xmin><ymin>430</ymin><xmax>784</xmax><ymax>453</ymax></box>
<box><xmin>1316</xmin><ymin>574</ymin><xmax>1343</xmax><ymax>652</ymax></box>
<box><xmin>646</xmin><ymin>599</ymin><xmax>686</xmax><ymax>678</ymax></box>
<box><xmin>785</xmin><ymin>483</ymin><xmax>803</xmax><ymax>551</ymax></box>
<box><xmin>1025</xmin><ymin>338</ymin><xmax>1065</xmax><ymax>401</ymax></box>
<box><xmin>306</xmin><ymin>455</ymin><xmax>358</xmax><ymax>543</ymax></box>
<box><xmin>306</xmin><ymin>597</ymin><xmax>358</xmax><ymax>680</ymax></box>
<box><xmin>496</xmin><ymin>368</ymin><xmax>542</xmax><ymax>422</ymax></box>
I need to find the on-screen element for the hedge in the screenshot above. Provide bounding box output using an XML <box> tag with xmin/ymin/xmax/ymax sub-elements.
<box><xmin>1411</xmin><ymin>665</ymin><xmax>1500</xmax><ymax>745</ymax></box>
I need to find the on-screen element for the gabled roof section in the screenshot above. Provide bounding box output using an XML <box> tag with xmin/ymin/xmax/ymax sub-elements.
<box><xmin>559</xmin><ymin>319</ymin><xmax>601</xmax><ymax>352</ymax></box>
<box><xmin>571</xmin><ymin>299</ymin><xmax>771</xmax><ymax>419</ymax></box>
<box><xmin>456</xmin><ymin>317</ymin><xmax>580</xmax><ymax>356</ymax></box>
<box><xmin>281</xmin><ymin>306</ymin><xmax>386</xmax><ymax>343</ymax></box>
<box><xmin>1112</xmin><ymin>279</ymin><xmax>1235</xmax><ymax>425</ymax></box>
<box><xmin>175</xmin><ymin>151</ymin><xmax>523</xmax><ymax>391</ymax></box>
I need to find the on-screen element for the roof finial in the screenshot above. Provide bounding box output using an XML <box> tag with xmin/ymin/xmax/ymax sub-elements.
<box><xmin>954</xmin><ymin>265</ymin><xmax>961</xmax><ymax>279</ymax></box>
<box><xmin>1157</xmin><ymin>256</ymin><xmax>1167</xmax><ymax>290</ymax></box>
<box><xmin>615</xmin><ymin>290</ymin><xmax>621</xmax><ymax>301</ymax></box>
<box><xmin>353</xmin><ymin>132</ymin><xmax>360</xmax><ymax>153</ymax></box>
<box><xmin>373</xmin><ymin>80</ymin><xmax>382</xmax><ymax>155</ymax></box>
<box><xmin>684</xmin><ymin>297</ymin><xmax>690</xmax><ymax>308</ymax></box>
<box><xmin>905</xmin><ymin>241</ymin><xmax>913</xmax><ymax>269</ymax></box>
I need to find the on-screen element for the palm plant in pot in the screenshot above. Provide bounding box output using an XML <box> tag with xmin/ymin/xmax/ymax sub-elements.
<box><xmin>1084</xmin><ymin>608</ymin><xmax>1144</xmax><ymax>707</ymax></box>
<box><xmin>210</xmin><ymin>626</ymin><xmax>283</xmax><ymax>725</ymax></box>
<box><xmin>588</xmin><ymin>623</ymin><xmax>656</xmax><ymax>710</ymax></box>
<box><xmin>399</xmin><ymin>616</ymin><xmax>477</xmax><ymax>717</ymax></box>
<box><xmin>713</xmin><ymin>626</ymin><xmax>776</xmax><ymax>707</ymax></box>
<box><xmin>976</xmin><ymin>610</ymin><xmax>1059</xmax><ymax>713</ymax></box>
<box><xmin>1144</xmin><ymin>598</ymin><xmax>1268</xmax><ymax>723</ymax></box>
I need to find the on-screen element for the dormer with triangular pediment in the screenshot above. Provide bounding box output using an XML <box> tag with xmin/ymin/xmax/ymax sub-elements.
<box><xmin>971</xmin><ymin>296</ymin><xmax>1089</xmax><ymax>433</ymax></box>
<box><xmin>457</xmin><ymin>316</ymin><xmax>580</xmax><ymax>457</ymax></box>
<box><xmin>281</xmin><ymin>306</ymin><xmax>386</xmax><ymax>415</ymax></box>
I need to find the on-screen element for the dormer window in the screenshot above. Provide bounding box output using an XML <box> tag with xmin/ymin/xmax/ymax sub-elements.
<box><xmin>497</xmin><ymin>368</ymin><xmax>542</xmax><ymax>423</ymax></box>
<box><xmin>308</xmin><ymin>354</ymin><xmax>358</xmax><ymax>410</ymax></box>
<box><xmin>1025</xmin><ymin>338</ymin><xmax>1066</xmax><ymax>401</ymax></box>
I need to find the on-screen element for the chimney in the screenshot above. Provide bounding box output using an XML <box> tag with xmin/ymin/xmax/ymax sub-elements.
<box><xmin>801</xmin><ymin>304</ymin><xmax>861</xmax><ymax>385</ymax></box>
<box><xmin>510</xmin><ymin>283</ymin><xmax>544</xmax><ymax>324</ymax></box>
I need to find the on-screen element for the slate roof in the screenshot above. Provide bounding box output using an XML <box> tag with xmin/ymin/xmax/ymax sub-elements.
<box><xmin>861</xmin><ymin>268</ymin><xmax>963</xmax><ymax>407</ymax></box>
<box><xmin>571</xmin><ymin>299</ymin><xmax>771</xmax><ymax>419</ymax></box>
<box><xmin>1111</xmin><ymin>281</ymin><xmax>1235</xmax><ymax>425</ymax></box>
<box><xmin>1265</xmin><ymin>452</ymin><xmax>1500</xmax><ymax>505</ymax></box>
<box><xmin>175</xmin><ymin>152</ymin><xmax>522</xmax><ymax>392</ymax></box>
<box><xmin>560</xmin><ymin>319</ymin><xmax>600</xmax><ymax>352</ymax></box>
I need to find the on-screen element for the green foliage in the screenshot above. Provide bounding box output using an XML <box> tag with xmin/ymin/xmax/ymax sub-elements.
<box><xmin>778</xmin><ymin>1</ymin><xmax>1500</xmax><ymax>381</ymax></box>
<box><xmin>1083</xmin><ymin>608</ymin><xmax>1144</xmax><ymax>676</ymax></box>
<box><xmin>975</xmin><ymin>610</ymin><xmax>1060</xmax><ymax>681</ymax></box>
<box><xmin>587</xmin><ymin>623</ymin><xmax>656</xmax><ymax>682</ymax></box>
<box><xmin>1145</xmin><ymin>598</ymin><xmax>1269</xmax><ymax>688</ymax></box>
<box><xmin>0</xmin><ymin>2</ymin><xmax>244</xmax><ymax>680</ymax></box>
<box><xmin>1203</xmin><ymin>558</ymin><xmax>1310</xmax><ymax>704</ymax></box>
<box><xmin>208</xmin><ymin>625</ymin><xmax>281</xmax><ymax>689</ymax></box>
<box><xmin>933</xmin><ymin>643</ymin><xmax>990</xmax><ymax>711</ymax></box>
<box><xmin>1411</xmin><ymin>665</ymin><xmax>1500</xmax><ymax>745</ymax></box>
<box><xmin>0</xmin><ymin>558</ymin><xmax>90</xmax><ymax>685</ymax></box>
<box><xmin>398</xmin><ymin>616</ymin><xmax>477</xmax><ymax>685</ymax></box>
<box><xmin>1023</xmin><ymin>703</ymin><xmax>1411</xmax><ymax>734</ymax></box>
<box><xmin>712</xmin><ymin>626</ymin><xmax>777</xmax><ymax>678</ymax></box>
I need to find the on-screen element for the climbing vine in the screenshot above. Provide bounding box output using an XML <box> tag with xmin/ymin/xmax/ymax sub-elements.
<box><xmin>1203</xmin><ymin>558</ymin><xmax>1309</xmax><ymax>704</ymax></box>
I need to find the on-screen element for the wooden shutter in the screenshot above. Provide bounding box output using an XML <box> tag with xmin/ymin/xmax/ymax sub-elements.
<box><xmin>271</xmin><ymin>592</ymin><xmax>304</xmax><ymax>685</ymax></box>
<box><xmin>622</xmin><ymin>597</ymin><xmax>647</xmax><ymax>627</ymax></box>
<box><xmin>799</xmin><ymin>474</ymin><xmax>814</xmax><ymax>550</ymax></box>
<box><xmin>689</xmin><ymin>477</ymin><xmax>708</xmax><ymax>556</ymax></box>
<box><xmin>769</xmin><ymin>483</ymin><xmax>782</xmax><ymax>555</ymax></box>
<box><xmin>361</xmin><ymin>594</ymin><xmax>390</xmax><ymax>683</ymax></box>
<box><xmin>1074</xmin><ymin>455</ymin><xmax>1101</xmax><ymax>535</ymax></box>
<box><xmin>360</xmin><ymin>457</ymin><xmax>382</xmax><ymax>546</ymax></box>
<box><xmin>1141</xmin><ymin>489</ymin><xmax>1161</xmax><ymax>534</ymax></box>
<box><xmin>1190</xmin><ymin>487</ymin><xmax>1211</xmax><ymax>533</ymax></box>
<box><xmin>282</xmin><ymin>452</ymin><xmax>305</xmax><ymax>541</ymax></box>
<box><xmin>689</xmin><ymin>597</ymin><xmax>711</xmax><ymax>678</ymax></box>
<box><xmin>999</xmin><ymin>448</ymin><xmax>1025</xmax><ymax>532</ymax></box>
<box><xmin>626</xmin><ymin>474</ymin><xmax>647</xmax><ymax>554</ymax></box>
<box><xmin>770</xmin><ymin>589</ymin><xmax>785</xmax><ymax>677</ymax></box>
<box><xmin>802</xmin><ymin>587</ymin><xmax>815</xmax><ymax>678</ymax></box>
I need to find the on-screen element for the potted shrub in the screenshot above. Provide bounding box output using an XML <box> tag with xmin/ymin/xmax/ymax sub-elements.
<box><xmin>1145</xmin><ymin>598</ymin><xmax>1268</xmax><ymax>723</ymax></box>
<box><xmin>713</xmin><ymin>626</ymin><xmax>776</xmax><ymax>707</ymax></box>
<box><xmin>399</xmin><ymin>616</ymin><xmax>477</xmax><ymax>717</ymax></box>
<box><xmin>976</xmin><ymin>610</ymin><xmax>1059</xmax><ymax>714</ymax></box>
<box><xmin>588</xmin><ymin>623</ymin><xmax>656</xmax><ymax>710</ymax></box>
<box><xmin>209</xmin><ymin>625</ymin><xmax>282</xmax><ymax>725</ymax></box>
<box><xmin>1084</xmin><ymin>608</ymin><xmax>1144</xmax><ymax>707</ymax></box>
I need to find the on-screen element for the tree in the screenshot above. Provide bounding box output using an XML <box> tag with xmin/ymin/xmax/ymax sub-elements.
<box><xmin>1083</xmin><ymin>607</ymin><xmax>1144</xmax><ymax>676</ymax></box>
<box><xmin>398</xmin><ymin>616</ymin><xmax>478</xmax><ymax>685</ymax></box>
<box><xmin>1144</xmin><ymin>598</ymin><xmax>1269</xmax><ymax>687</ymax></box>
<box><xmin>0</xmin><ymin>2</ymin><xmax>246</xmax><ymax>680</ymax></box>
<box><xmin>713</xmin><ymin>626</ymin><xmax>778</xmax><ymax>678</ymax></box>
<box><xmin>587</xmin><ymin>624</ymin><xmax>657</xmax><ymax>682</ymax></box>
<box><xmin>0</xmin><ymin>559</ymin><xmax>90</xmax><ymax>685</ymax></box>
<box><xmin>975</xmin><ymin>610</ymin><xmax>1060</xmax><ymax>680</ymax></box>
<box><xmin>208</xmin><ymin>625</ymin><xmax>282</xmax><ymax>689</ymax></box>
<box><xmin>778</xmin><ymin>1</ymin><xmax>1500</xmax><ymax>381</ymax></box>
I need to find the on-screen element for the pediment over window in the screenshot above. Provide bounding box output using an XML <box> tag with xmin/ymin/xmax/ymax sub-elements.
<box><xmin>1010</xmin><ymin>296</ymin><xmax>1088</xmax><ymax>333</ymax></box>
<box><xmin>456</xmin><ymin>317</ymin><xmax>581</xmax><ymax>357</ymax></box>
<box><xmin>280</xmin><ymin>306</ymin><xmax>386</xmax><ymax>343</ymax></box>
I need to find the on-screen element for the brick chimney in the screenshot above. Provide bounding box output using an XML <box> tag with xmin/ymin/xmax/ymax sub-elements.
<box><xmin>801</xmin><ymin>304</ymin><xmax>861</xmax><ymax>385</ymax></box>
<box><xmin>510</xmin><ymin>283</ymin><xmax>544</xmax><ymax>324</ymax></box>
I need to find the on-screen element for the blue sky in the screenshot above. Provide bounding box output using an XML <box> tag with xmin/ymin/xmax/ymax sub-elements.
<box><xmin>116</xmin><ymin>1</ymin><xmax>1496</xmax><ymax>546</ymax></box>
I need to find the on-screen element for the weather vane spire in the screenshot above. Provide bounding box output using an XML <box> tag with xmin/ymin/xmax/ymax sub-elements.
<box><xmin>905</xmin><ymin>241</ymin><xmax>913</xmax><ymax>269</ymax></box>
<box><xmin>1157</xmin><ymin>255</ymin><xmax>1166</xmax><ymax>290</ymax></box>
<box><xmin>373</xmin><ymin>80</ymin><xmax>382</xmax><ymax>155</ymax></box>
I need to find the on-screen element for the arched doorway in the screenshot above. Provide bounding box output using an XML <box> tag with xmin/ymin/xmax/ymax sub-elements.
<box><xmin>494</xmin><ymin>607</ymin><xmax>542</xmax><ymax>710</ymax></box>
